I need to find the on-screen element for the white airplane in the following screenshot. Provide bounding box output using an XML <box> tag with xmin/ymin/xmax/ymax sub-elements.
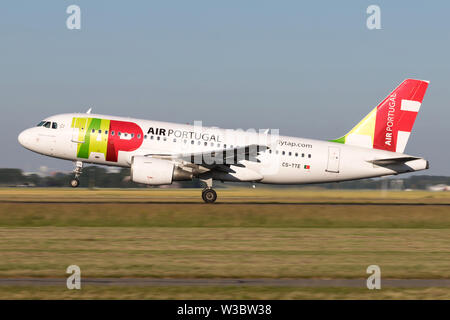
<box><xmin>18</xmin><ymin>79</ymin><xmax>429</xmax><ymax>203</ymax></box>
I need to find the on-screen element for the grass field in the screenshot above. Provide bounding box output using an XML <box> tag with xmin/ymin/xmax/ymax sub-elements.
<box><xmin>3</xmin><ymin>286</ymin><xmax>450</xmax><ymax>300</ymax></box>
<box><xmin>0</xmin><ymin>188</ymin><xmax>449</xmax><ymax>299</ymax></box>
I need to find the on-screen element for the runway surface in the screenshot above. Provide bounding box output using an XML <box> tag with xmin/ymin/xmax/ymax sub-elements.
<box><xmin>1</xmin><ymin>200</ymin><xmax>449</xmax><ymax>206</ymax></box>
<box><xmin>1</xmin><ymin>278</ymin><xmax>449</xmax><ymax>288</ymax></box>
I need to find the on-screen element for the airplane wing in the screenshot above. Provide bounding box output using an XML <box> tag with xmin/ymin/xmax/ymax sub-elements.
<box><xmin>143</xmin><ymin>144</ymin><xmax>270</xmax><ymax>172</ymax></box>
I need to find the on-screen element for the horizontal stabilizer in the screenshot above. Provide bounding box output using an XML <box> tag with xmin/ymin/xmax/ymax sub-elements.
<box><xmin>367</xmin><ymin>156</ymin><xmax>421</xmax><ymax>166</ymax></box>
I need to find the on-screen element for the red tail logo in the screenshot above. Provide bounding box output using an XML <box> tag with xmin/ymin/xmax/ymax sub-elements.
<box><xmin>333</xmin><ymin>79</ymin><xmax>429</xmax><ymax>153</ymax></box>
<box><xmin>373</xmin><ymin>79</ymin><xmax>428</xmax><ymax>152</ymax></box>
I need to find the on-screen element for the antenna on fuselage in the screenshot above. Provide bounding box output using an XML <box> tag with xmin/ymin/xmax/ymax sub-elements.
<box><xmin>86</xmin><ymin>108</ymin><xmax>92</xmax><ymax>114</ymax></box>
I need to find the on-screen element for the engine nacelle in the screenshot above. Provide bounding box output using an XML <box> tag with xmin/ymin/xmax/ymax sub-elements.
<box><xmin>130</xmin><ymin>156</ymin><xmax>193</xmax><ymax>185</ymax></box>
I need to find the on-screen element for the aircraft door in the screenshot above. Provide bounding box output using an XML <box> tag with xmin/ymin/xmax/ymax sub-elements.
<box><xmin>72</xmin><ymin>118</ymin><xmax>87</xmax><ymax>144</ymax></box>
<box><xmin>69</xmin><ymin>118</ymin><xmax>88</xmax><ymax>159</ymax></box>
<box><xmin>326</xmin><ymin>146</ymin><xmax>340</xmax><ymax>173</ymax></box>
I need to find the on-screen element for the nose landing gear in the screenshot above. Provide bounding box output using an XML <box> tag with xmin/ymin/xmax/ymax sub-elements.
<box><xmin>70</xmin><ymin>178</ymin><xmax>80</xmax><ymax>188</ymax></box>
<box><xmin>70</xmin><ymin>161</ymin><xmax>83</xmax><ymax>188</ymax></box>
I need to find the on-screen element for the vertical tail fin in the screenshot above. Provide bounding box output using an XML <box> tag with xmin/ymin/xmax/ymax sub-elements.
<box><xmin>331</xmin><ymin>79</ymin><xmax>429</xmax><ymax>153</ymax></box>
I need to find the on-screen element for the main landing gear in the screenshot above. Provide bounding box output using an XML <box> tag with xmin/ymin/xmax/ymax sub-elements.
<box><xmin>202</xmin><ymin>188</ymin><xmax>217</xmax><ymax>203</ymax></box>
<box><xmin>200</xmin><ymin>176</ymin><xmax>217</xmax><ymax>204</ymax></box>
<box><xmin>70</xmin><ymin>161</ymin><xmax>83</xmax><ymax>188</ymax></box>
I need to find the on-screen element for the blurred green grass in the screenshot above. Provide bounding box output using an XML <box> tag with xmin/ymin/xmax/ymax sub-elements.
<box><xmin>0</xmin><ymin>227</ymin><xmax>448</xmax><ymax>279</ymax></box>
<box><xmin>0</xmin><ymin>202</ymin><xmax>448</xmax><ymax>228</ymax></box>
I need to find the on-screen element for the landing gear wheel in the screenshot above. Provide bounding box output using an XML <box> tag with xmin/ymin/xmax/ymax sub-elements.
<box><xmin>70</xmin><ymin>161</ymin><xmax>83</xmax><ymax>189</ymax></box>
<box><xmin>202</xmin><ymin>189</ymin><xmax>217</xmax><ymax>203</ymax></box>
<box><xmin>70</xmin><ymin>179</ymin><xmax>80</xmax><ymax>188</ymax></box>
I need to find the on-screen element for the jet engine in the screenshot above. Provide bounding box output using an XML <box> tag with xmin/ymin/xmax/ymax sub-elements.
<box><xmin>131</xmin><ymin>156</ymin><xmax>193</xmax><ymax>185</ymax></box>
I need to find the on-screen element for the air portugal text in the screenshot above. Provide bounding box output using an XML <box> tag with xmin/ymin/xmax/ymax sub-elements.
<box><xmin>384</xmin><ymin>92</ymin><xmax>396</xmax><ymax>147</ymax></box>
<box><xmin>147</xmin><ymin>127</ymin><xmax>222</xmax><ymax>143</ymax></box>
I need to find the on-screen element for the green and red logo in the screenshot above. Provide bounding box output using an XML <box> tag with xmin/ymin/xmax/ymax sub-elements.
<box><xmin>71</xmin><ymin>117</ymin><xmax>143</xmax><ymax>162</ymax></box>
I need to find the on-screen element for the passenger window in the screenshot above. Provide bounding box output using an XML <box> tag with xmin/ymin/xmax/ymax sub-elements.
<box><xmin>124</xmin><ymin>133</ymin><xmax>128</xmax><ymax>137</ymax></box>
<box><xmin>223</xmin><ymin>144</ymin><xmax>227</xmax><ymax>148</ymax></box>
<box><xmin>105</xmin><ymin>130</ymin><xmax>108</xmax><ymax>135</ymax></box>
<box><xmin>302</xmin><ymin>153</ymin><xmax>305</xmax><ymax>157</ymax></box>
<box><xmin>191</xmin><ymin>140</ymin><xmax>194</xmax><ymax>144</ymax></box>
<box><xmin>91</xmin><ymin>129</ymin><xmax>95</xmax><ymax>133</ymax></box>
<box><xmin>131</xmin><ymin>133</ymin><xmax>134</xmax><ymax>138</ymax></box>
<box><xmin>111</xmin><ymin>131</ymin><xmax>115</xmax><ymax>136</ymax></box>
<box><xmin>308</xmin><ymin>154</ymin><xmax>311</xmax><ymax>158</ymax></box>
<box><xmin>288</xmin><ymin>152</ymin><xmax>292</xmax><ymax>156</ymax></box>
<box><xmin>150</xmin><ymin>136</ymin><xmax>154</xmax><ymax>140</ymax></box>
<box><xmin>295</xmin><ymin>153</ymin><xmax>298</xmax><ymax>157</ymax></box>
<box><xmin>157</xmin><ymin>136</ymin><xmax>160</xmax><ymax>140</ymax></box>
<box><xmin>282</xmin><ymin>151</ymin><xmax>285</xmax><ymax>155</ymax></box>
<box><xmin>118</xmin><ymin>132</ymin><xmax>121</xmax><ymax>136</ymax></box>
<box><xmin>52</xmin><ymin>122</ymin><xmax>58</xmax><ymax>129</ymax></box>
<box><xmin>137</xmin><ymin>134</ymin><xmax>141</xmax><ymax>139</ymax></box>
<box><xmin>163</xmin><ymin>137</ymin><xmax>167</xmax><ymax>141</ymax></box>
<box><xmin>173</xmin><ymin>138</ymin><xmax>176</xmax><ymax>142</ymax></box>
<box><xmin>204</xmin><ymin>142</ymin><xmax>208</xmax><ymax>146</ymax></box>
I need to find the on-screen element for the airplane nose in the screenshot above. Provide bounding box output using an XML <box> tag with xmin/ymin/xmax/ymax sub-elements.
<box><xmin>18</xmin><ymin>129</ymin><xmax>30</xmax><ymax>148</ymax></box>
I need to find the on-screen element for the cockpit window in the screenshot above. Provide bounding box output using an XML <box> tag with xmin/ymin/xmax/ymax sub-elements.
<box><xmin>52</xmin><ymin>122</ymin><xmax>58</xmax><ymax>129</ymax></box>
<box><xmin>43</xmin><ymin>122</ymin><xmax>51</xmax><ymax>128</ymax></box>
<box><xmin>37</xmin><ymin>121</ymin><xmax>46</xmax><ymax>127</ymax></box>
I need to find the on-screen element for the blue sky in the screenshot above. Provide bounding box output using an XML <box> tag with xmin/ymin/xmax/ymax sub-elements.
<box><xmin>1</xmin><ymin>1</ymin><xmax>449</xmax><ymax>175</ymax></box>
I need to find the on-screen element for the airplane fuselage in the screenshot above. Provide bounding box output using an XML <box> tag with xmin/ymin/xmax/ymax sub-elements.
<box><xmin>18</xmin><ymin>113</ymin><xmax>428</xmax><ymax>186</ymax></box>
